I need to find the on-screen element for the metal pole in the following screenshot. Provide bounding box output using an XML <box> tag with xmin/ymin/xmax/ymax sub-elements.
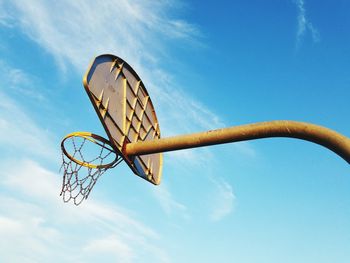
<box><xmin>125</xmin><ymin>120</ymin><xmax>350</xmax><ymax>164</ymax></box>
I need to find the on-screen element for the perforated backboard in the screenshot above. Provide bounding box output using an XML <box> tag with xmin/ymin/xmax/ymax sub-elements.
<box><xmin>83</xmin><ymin>54</ymin><xmax>162</xmax><ymax>185</ymax></box>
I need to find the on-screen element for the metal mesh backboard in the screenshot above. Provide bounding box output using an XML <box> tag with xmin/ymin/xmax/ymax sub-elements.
<box><xmin>83</xmin><ymin>54</ymin><xmax>162</xmax><ymax>185</ymax></box>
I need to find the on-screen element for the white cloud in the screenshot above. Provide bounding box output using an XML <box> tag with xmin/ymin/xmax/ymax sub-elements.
<box><xmin>1</xmin><ymin>215</ymin><xmax>58</xmax><ymax>262</ymax></box>
<box><xmin>0</xmin><ymin>0</ymin><xmax>14</xmax><ymax>27</ymax></box>
<box><xmin>1</xmin><ymin>0</ymin><xmax>256</xmax><ymax>162</ymax></box>
<box><xmin>2</xmin><ymin>159</ymin><xmax>59</xmax><ymax>201</ymax></box>
<box><xmin>1</xmin><ymin>1</ymin><xmax>256</xmax><ymax>223</ymax></box>
<box><xmin>0</xmin><ymin>2</ymin><xmax>254</xmax><ymax>258</ymax></box>
<box><xmin>152</xmin><ymin>183</ymin><xmax>188</xmax><ymax>218</ymax></box>
<box><xmin>209</xmin><ymin>178</ymin><xmax>236</xmax><ymax>222</ymax></box>
<box><xmin>1</xmin><ymin>0</ymin><xmax>242</xmax><ymax>152</ymax></box>
<box><xmin>83</xmin><ymin>235</ymin><xmax>134</xmax><ymax>263</ymax></box>
<box><xmin>0</xmin><ymin>95</ymin><xmax>164</xmax><ymax>260</ymax></box>
<box><xmin>0</xmin><ymin>93</ymin><xmax>163</xmax><ymax>259</ymax></box>
<box><xmin>0</xmin><ymin>159</ymin><xmax>170</xmax><ymax>263</ymax></box>
<box><xmin>0</xmin><ymin>60</ymin><xmax>46</xmax><ymax>101</ymax></box>
<box><xmin>0</xmin><ymin>91</ymin><xmax>55</xmax><ymax>160</ymax></box>
<box><xmin>1</xmin><ymin>0</ymin><xmax>199</xmax><ymax>72</ymax></box>
<box><xmin>295</xmin><ymin>0</ymin><xmax>320</xmax><ymax>48</ymax></box>
<box><xmin>149</xmin><ymin>72</ymin><xmax>225</xmax><ymax>136</ymax></box>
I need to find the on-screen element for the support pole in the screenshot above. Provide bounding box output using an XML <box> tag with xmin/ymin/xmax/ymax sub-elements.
<box><xmin>124</xmin><ymin>120</ymin><xmax>350</xmax><ymax>164</ymax></box>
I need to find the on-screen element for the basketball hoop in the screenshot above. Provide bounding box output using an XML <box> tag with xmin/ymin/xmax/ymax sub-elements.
<box><xmin>60</xmin><ymin>132</ymin><xmax>122</xmax><ymax>205</ymax></box>
<box><xmin>59</xmin><ymin>54</ymin><xmax>350</xmax><ymax>206</ymax></box>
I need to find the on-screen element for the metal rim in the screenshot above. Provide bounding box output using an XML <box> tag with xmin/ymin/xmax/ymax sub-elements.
<box><xmin>61</xmin><ymin>131</ymin><xmax>119</xmax><ymax>169</ymax></box>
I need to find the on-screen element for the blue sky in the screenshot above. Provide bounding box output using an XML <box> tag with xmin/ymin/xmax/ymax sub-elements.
<box><xmin>0</xmin><ymin>0</ymin><xmax>349</xmax><ymax>262</ymax></box>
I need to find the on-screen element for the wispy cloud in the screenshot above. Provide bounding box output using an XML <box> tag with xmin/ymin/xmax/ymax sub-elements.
<box><xmin>0</xmin><ymin>60</ymin><xmax>46</xmax><ymax>101</ymax></box>
<box><xmin>0</xmin><ymin>1</ymin><xmax>253</xmax><ymax>248</ymax></box>
<box><xmin>294</xmin><ymin>0</ymin><xmax>320</xmax><ymax>49</ymax></box>
<box><xmin>2</xmin><ymin>0</ymin><xmax>257</xmax><ymax>161</ymax></box>
<box><xmin>1</xmin><ymin>0</ymin><xmax>200</xmax><ymax>72</ymax></box>
<box><xmin>0</xmin><ymin>159</ymin><xmax>170</xmax><ymax>262</ymax></box>
<box><xmin>83</xmin><ymin>235</ymin><xmax>134</xmax><ymax>262</ymax></box>
<box><xmin>0</xmin><ymin>0</ymin><xmax>245</xmax><ymax>159</ymax></box>
<box><xmin>1</xmin><ymin>0</ymin><xmax>257</xmax><ymax>188</ymax></box>
<box><xmin>0</xmin><ymin>0</ymin><xmax>15</xmax><ymax>27</ymax></box>
<box><xmin>0</xmin><ymin>60</ymin><xmax>169</xmax><ymax>260</ymax></box>
<box><xmin>208</xmin><ymin>178</ymin><xmax>236</xmax><ymax>221</ymax></box>
<box><xmin>0</xmin><ymin>91</ymin><xmax>55</xmax><ymax>160</ymax></box>
<box><xmin>152</xmin><ymin>183</ymin><xmax>188</xmax><ymax>219</ymax></box>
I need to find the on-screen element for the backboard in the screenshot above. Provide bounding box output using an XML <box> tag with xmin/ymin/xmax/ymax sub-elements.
<box><xmin>83</xmin><ymin>54</ymin><xmax>162</xmax><ymax>185</ymax></box>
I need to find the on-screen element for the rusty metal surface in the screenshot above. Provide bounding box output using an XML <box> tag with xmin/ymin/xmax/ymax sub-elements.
<box><xmin>83</xmin><ymin>54</ymin><xmax>162</xmax><ymax>185</ymax></box>
<box><xmin>125</xmin><ymin>120</ymin><xmax>350</xmax><ymax>164</ymax></box>
<box><xmin>82</xmin><ymin>54</ymin><xmax>349</xmax><ymax>184</ymax></box>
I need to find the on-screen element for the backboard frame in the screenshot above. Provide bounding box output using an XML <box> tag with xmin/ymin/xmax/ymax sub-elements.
<box><xmin>82</xmin><ymin>54</ymin><xmax>163</xmax><ymax>185</ymax></box>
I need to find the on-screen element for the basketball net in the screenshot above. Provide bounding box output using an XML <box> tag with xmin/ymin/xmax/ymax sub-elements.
<box><xmin>60</xmin><ymin>132</ymin><xmax>122</xmax><ymax>205</ymax></box>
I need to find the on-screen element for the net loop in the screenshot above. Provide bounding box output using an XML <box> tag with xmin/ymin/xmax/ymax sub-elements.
<box><xmin>60</xmin><ymin>132</ymin><xmax>122</xmax><ymax>205</ymax></box>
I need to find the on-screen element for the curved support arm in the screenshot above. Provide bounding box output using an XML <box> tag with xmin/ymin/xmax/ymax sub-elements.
<box><xmin>125</xmin><ymin>121</ymin><xmax>350</xmax><ymax>164</ymax></box>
